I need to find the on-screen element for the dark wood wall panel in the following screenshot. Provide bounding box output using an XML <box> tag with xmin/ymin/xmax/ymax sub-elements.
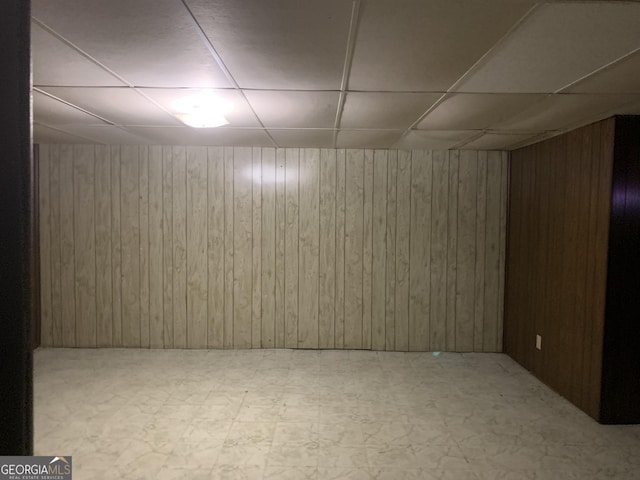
<box><xmin>505</xmin><ymin>118</ymin><xmax>615</xmax><ymax>420</ymax></box>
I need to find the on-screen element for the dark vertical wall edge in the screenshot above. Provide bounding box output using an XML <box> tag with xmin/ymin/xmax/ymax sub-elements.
<box><xmin>0</xmin><ymin>0</ymin><xmax>34</xmax><ymax>455</ymax></box>
<box><xmin>600</xmin><ymin>116</ymin><xmax>640</xmax><ymax>424</ymax></box>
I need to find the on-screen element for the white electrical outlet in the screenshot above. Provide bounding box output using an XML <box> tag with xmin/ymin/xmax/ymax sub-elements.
<box><xmin>536</xmin><ymin>335</ymin><xmax>542</xmax><ymax>350</ymax></box>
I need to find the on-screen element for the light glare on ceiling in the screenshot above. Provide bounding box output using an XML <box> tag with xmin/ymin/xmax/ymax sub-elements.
<box><xmin>171</xmin><ymin>91</ymin><xmax>233</xmax><ymax>128</ymax></box>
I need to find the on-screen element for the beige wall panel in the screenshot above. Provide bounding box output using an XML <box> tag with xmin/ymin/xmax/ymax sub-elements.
<box><xmin>162</xmin><ymin>147</ymin><xmax>174</xmax><ymax>348</ymax></box>
<box><xmin>409</xmin><ymin>150</ymin><xmax>432</xmax><ymax>351</ymax></box>
<box><xmin>275</xmin><ymin>149</ymin><xmax>286</xmax><ymax>348</ymax></box>
<box><xmin>335</xmin><ymin>149</ymin><xmax>346</xmax><ymax>349</ymax></box>
<box><xmin>284</xmin><ymin>148</ymin><xmax>300</xmax><ymax>349</ymax></box>
<box><xmin>59</xmin><ymin>145</ymin><xmax>76</xmax><ymax>347</ymax></box>
<box><xmin>456</xmin><ymin>150</ymin><xmax>479</xmax><ymax>352</ymax></box>
<box><xmin>261</xmin><ymin>148</ymin><xmax>277</xmax><ymax>348</ymax></box>
<box><xmin>73</xmin><ymin>145</ymin><xmax>97</xmax><ymax>347</ymax></box>
<box><xmin>95</xmin><ymin>146</ymin><xmax>113</xmax><ymax>348</ymax></box>
<box><xmin>474</xmin><ymin>152</ymin><xmax>488</xmax><ymax>352</ymax></box>
<box><xmin>39</xmin><ymin>145</ymin><xmax>53</xmax><ymax>346</ymax></box>
<box><xmin>172</xmin><ymin>146</ymin><xmax>187</xmax><ymax>348</ymax></box>
<box><xmin>252</xmin><ymin>148</ymin><xmax>262</xmax><ymax>348</ymax></box>
<box><xmin>298</xmin><ymin>148</ymin><xmax>320</xmax><ymax>349</ymax></box>
<box><xmin>362</xmin><ymin>149</ymin><xmax>374</xmax><ymax>350</ymax></box>
<box><xmin>483</xmin><ymin>151</ymin><xmax>502</xmax><ymax>352</ymax></box>
<box><xmin>120</xmin><ymin>145</ymin><xmax>141</xmax><ymax>347</ymax></box>
<box><xmin>371</xmin><ymin>150</ymin><xmax>387</xmax><ymax>351</ymax></box>
<box><xmin>207</xmin><ymin>147</ymin><xmax>225</xmax><ymax>348</ymax></box>
<box><xmin>234</xmin><ymin>147</ymin><xmax>253</xmax><ymax>348</ymax></box>
<box><xmin>430</xmin><ymin>150</ymin><xmax>448</xmax><ymax>351</ymax></box>
<box><xmin>319</xmin><ymin>149</ymin><xmax>337</xmax><ymax>349</ymax></box>
<box><xmin>223</xmin><ymin>147</ymin><xmax>235</xmax><ymax>348</ymax></box>
<box><xmin>49</xmin><ymin>145</ymin><xmax>63</xmax><ymax>347</ymax></box>
<box><xmin>446</xmin><ymin>151</ymin><xmax>459</xmax><ymax>351</ymax></box>
<box><xmin>186</xmin><ymin>146</ymin><xmax>208</xmax><ymax>349</ymax></box>
<box><xmin>110</xmin><ymin>146</ymin><xmax>123</xmax><ymax>347</ymax></box>
<box><xmin>344</xmin><ymin>149</ymin><xmax>364</xmax><ymax>349</ymax></box>
<box><xmin>385</xmin><ymin>150</ymin><xmax>397</xmax><ymax>351</ymax></box>
<box><xmin>395</xmin><ymin>150</ymin><xmax>411</xmax><ymax>352</ymax></box>
<box><xmin>139</xmin><ymin>147</ymin><xmax>150</xmax><ymax>348</ymax></box>
<box><xmin>148</xmin><ymin>146</ymin><xmax>164</xmax><ymax>348</ymax></box>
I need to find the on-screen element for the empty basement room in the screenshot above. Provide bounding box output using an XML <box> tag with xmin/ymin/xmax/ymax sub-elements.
<box><xmin>8</xmin><ymin>0</ymin><xmax>640</xmax><ymax>478</ymax></box>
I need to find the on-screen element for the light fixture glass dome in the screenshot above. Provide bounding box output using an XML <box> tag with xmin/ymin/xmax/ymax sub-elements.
<box><xmin>171</xmin><ymin>91</ymin><xmax>233</xmax><ymax>128</ymax></box>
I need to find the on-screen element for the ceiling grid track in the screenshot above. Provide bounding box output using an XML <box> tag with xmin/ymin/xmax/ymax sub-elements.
<box><xmin>179</xmin><ymin>0</ymin><xmax>279</xmax><ymax>148</ymax></box>
<box><xmin>332</xmin><ymin>0</ymin><xmax>362</xmax><ymax>148</ymax></box>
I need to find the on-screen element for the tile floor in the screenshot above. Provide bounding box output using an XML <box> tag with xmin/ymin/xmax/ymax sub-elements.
<box><xmin>34</xmin><ymin>349</ymin><xmax>640</xmax><ymax>479</ymax></box>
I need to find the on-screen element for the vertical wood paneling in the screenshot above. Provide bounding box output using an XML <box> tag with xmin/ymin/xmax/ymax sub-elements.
<box><xmin>139</xmin><ymin>147</ymin><xmax>150</xmax><ymax>348</ymax></box>
<box><xmin>261</xmin><ymin>148</ymin><xmax>276</xmax><ymax>348</ymax></box>
<box><xmin>121</xmin><ymin>146</ymin><xmax>141</xmax><ymax>347</ymax></box>
<box><xmin>172</xmin><ymin>146</ymin><xmax>187</xmax><ymax>348</ymax></box>
<box><xmin>385</xmin><ymin>150</ymin><xmax>397</xmax><ymax>351</ymax></box>
<box><xmin>234</xmin><ymin>147</ymin><xmax>253</xmax><ymax>348</ymax></box>
<box><xmin>224</xmin><ymin>147</ymin><xmax>235</xmax><ymax>348</ymax></box>
<box><xmin>395</xmin><ymin>150</ymin><xmax>411</xmax><ymax>352</ymax></box>
<box><xmin>318</xmin><ymin>149</ymin><xmax>336</xmax><ymax>349</ymax></box>
<box><xmin>49</xmin><ymin>146</ymin><xmax>63</xmax><ymax>347</ymax></box>
<box><xmin>344</xmin><ymin>149</ymin><xmax>364</xmax><ymax>349</ymax></box>
<box><xmin>446</xmin><ymin>151</ymin><xmax>459</xmax><ymax>351</ymax></box>
<box><xmin>456</xmin><ymin>150</ymin><xmax>478</xmax><ymax>352</ymax></box>
<box><xmin>162</xmin><ymin>146</ymin><xmax>174</xmax><ymax>348</ymax></box>
<box><xmin>39</xmin><ymin>146</ymin><xmax>53</xmax><ymax>346</ymax></box>
<box><xmin>298</xmin><ymin>148</ymin><xmax>320</xmax><ymax>348</ymax></box>
<box><xmin>186</xmin><ymin>146</ymin><xmax>208</xmax><ymax>349</ymax></box>
<box><xmin>274</xmin><ymin>149</ymin><xmax>286</xmax><ymax>348</ymax></box>
<box><xmin>207</xmin><ymin>147</ymin><xmax>225</xmax><ymax>348</ymax></box>
<box><xmin>73</xmin><ymin>145</ymin><xmax>97</xmax><ymax>347</ymax></box>
<box><xmin>362</xmin><ymin>149</ymin><xmax>374</xmax><ymax>350</ymax></box>
<box><xmin>409</xmin><ymin>150</ymin><xmax>431</xmax><ymax>351</ymax></box>
<box><xmin>371</xmin><ymin>150</ymin><xmax>387</xmax><ymax>351</ymax></box>
<box><xmin>148</xmin><ymin>146</ymin><xmax>163</xmax><ymax>348</ymax></box>
<box><xmin>284</xmin><ymin>148</ymin><xmax>299</xmax><ymax>349</ymax></box>
<box><xmin>59</xmin><ymin>145</ymin><xmax>76</xmax><ymax>347</ymax></box>
<box><xmin>335</xmin><ymin>149</ymin><xmax>346</xmax><ymax>349</ymax></box>
<box><xmin>40</xmin><ymin>146</ymin><xmax>507</xmax><ymax>353</ymax></box>
<box><xmin>430</xmin><ymin>150</ymin><xmax>448</xmax><ymax>351</ymax></box>
<box><xmin>473</xmin><ymin>152</ymin><xmax>487</xmax><ymax>352</ymax></box>
<box><xmin>497</xmin><ymin>152</ymin><xmax>508</xmax><ymax>352</ymax></box>
<box><xmin>252</xmin><ymin>148</ymin><xmax>262</xmax><ymax>348</ymax></box>
<box><xmin>110</xmin><ymin>146</ymin><xmax>122</xmax><ymax>347</ymax></box>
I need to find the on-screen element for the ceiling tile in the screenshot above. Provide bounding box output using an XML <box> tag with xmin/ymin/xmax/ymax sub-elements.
<box><xmin>244</xmin><ymin>91</ymin><xmax>339</xmax><ymax>128</ymax></box>
<box><xmin>341</xmin><ymin>92</ymin><xmax>441</xmax><ymax>129</ymax></box>
<box><xmin>34</xmin><ymin>124</ymin><xmax>98</xmax><ymax>144</ymax></box>
<box><xmin>495</xmin><ymin>94</ymin><xmax>640</xmax><ymax>131</ymax></box>
<box><xmin>186</xmin><ymin>0</ymin><xmax>352</xmax><ymax>89</ymax></box>
<box><xmin>417</xmin><ymin>93</ymin><xmax>544</xmax><ymax>130</ymax></box>
<box><xmin>268</xmin><ymin>129</ymin><xmax>334</xmax><ymax>148</ymax></box>
<box><xmin>32</xmin><ymin>0</ymin><xmax>232</xmax><ymax>88</ymax></box>
<box><xmin>394</xmin><ymin>130</ymin><xmax>479</xmax><ymax>150</ymax></box>
<box><xmin>461</xmin><ymin>132</ymin><xmax>540</xmax><ymax>150</ymax></box>
<box><xmin>348</xmin><ymin>0</ymin><xmax>533</xmax><ymax>91</ymax></box>
<box><xmin>336</xmin><ymin>130</ymin><xmax>403</xmax><ymax>149</ymax></box>
<box><xmin>33</xmin><ymin>91</ymin><xmax>108</xmax><ymax>125</ymax></box>
<box><xmin>41</xmin><ymin>87</ymin><xmax>182</xmax><ymax>126</ymax></box>
<box><xmin>565</xmin><ymin>51</ymin><xmax>640</xmax><ymax>94</ymax></box>
<box><xmin>139</xmin><ymin>88</ymin><xmax>260</xmax><ymax>127</ymax></box>
<box><xmin>126</xmin><ymin>127</ymin><xmax>274</xmax><ymax>146</ymax></box>
<box><xmin>457</xmin><ymin>2</ymin><xmax>640</xmax><ymax>93</ymax></box>
<box><xmin>32</xmin><ymin>22</ymin><xmax>125</xmax><ymax>87</ymax></box>
<box><xmin>58</xmin><ymin>125</ymin><xmax>155</xmax><ymax>144</ymax></box>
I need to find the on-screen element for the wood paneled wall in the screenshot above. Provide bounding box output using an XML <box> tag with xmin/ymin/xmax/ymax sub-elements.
<box><xmin>505</xmin><ymin>118</ymin><xmax>615</xmax><ymax>419</ymax></box>
<box><xmin>38</xmin><ymin>145</ymin><xmax>507</xmax><ymax>351</ymax></box>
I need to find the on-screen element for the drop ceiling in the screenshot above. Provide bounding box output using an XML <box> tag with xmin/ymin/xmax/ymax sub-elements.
<box><xmin>32</xmin><ymin>0</ymin><xmax>640</xmax><ymax>150</ymax></box>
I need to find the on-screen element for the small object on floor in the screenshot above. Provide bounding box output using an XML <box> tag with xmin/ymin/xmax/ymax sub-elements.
<box><xmin>432</xmin><ymin>351</ymin><xmax>441</xmax><ymax>357</ymax></box>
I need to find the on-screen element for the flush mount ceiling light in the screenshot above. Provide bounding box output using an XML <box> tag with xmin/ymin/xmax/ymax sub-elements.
<box><xmin>171</xmin><ymin>91</ymin><xmax>233</xmax><ymax>128</ymax></box>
